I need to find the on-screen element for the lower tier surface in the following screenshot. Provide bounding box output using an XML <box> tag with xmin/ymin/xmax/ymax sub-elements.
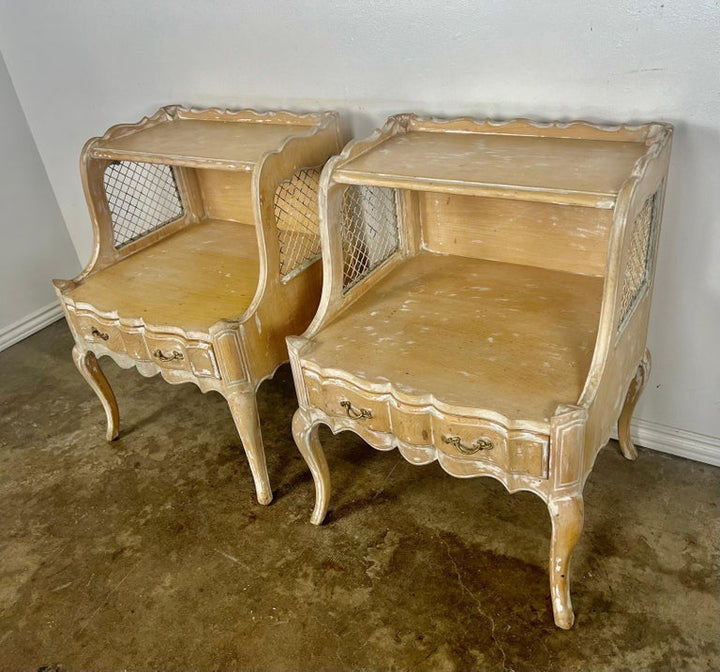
<box><xmin>65</xmin><ymin>219</ymin><xmax>260</xmax><ymax>332</ymax></box>
<box><xmin>301</xmin><ymin>252</ymin><xmax>604</xmax><ymax>424</ymax></box>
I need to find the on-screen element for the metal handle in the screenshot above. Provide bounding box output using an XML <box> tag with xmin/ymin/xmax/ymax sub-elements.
<box><xmin>91</xmin><ymin>327</ymin><xmax>109</xmax><ymax>341</ymax></box>
<box><xmin>153</xmin><ymin>349</ymin><xmax>184</xmax><ymax>363</ymax></box>
<box><xmin>340</xmin><ymin>399</ymin><xmax>372</xmax><ymax>420</ymax></box>
<box><xmin>442</xmin><ymin>435</ymin><xmax>494</xmax><ymax>455</ymax></box>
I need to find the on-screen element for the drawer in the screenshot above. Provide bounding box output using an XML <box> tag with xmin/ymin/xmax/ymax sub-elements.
<box><xmin>144</xmin><ymin>331</ymin><xmax>220</xmax><ymax>379</ymax></box>
<box><xmin>144</xmin><ymin>332</ymin><xmax>189</xmax><ymax>371</ymax></box>
<box><xmin>74</xmin><ymin>312</ymin><xmax>126</xmax><ymax>354</ymax></box>
<box><xmin>433</xmin><ymin>415</ymin><xmax>508</xmax><ymax>468</ymax></box>
<box><xmin>305</xmin><ymin>373</ymin><xmax>391</xmax><ymax>433</ymax></box>
<box><xmin>432</xmin><ymin>414</ymin><xmax>548</xmax><ymax>478</ymax></box>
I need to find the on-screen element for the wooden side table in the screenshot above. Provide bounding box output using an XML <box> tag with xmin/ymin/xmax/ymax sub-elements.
<box><xmin>54</xmin><ymin>105</ymin><xmax>341</xmax><ymax>505</ymax></box>
<box><xmin>287</xmin><ymin>114</ymin><xmax>672</xmax><ymax>627</ymax></box>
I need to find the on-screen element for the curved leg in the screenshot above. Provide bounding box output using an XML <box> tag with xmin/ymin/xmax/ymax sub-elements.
<box><xmin>292</xmin><ymin>409</ymin><xmax>330</xmax><ymax>525</ymax></box>
<box><xmin>225</xmin><ymin>389</ymin><xmax>272</xmax><ymax>506</ymax></box>
<box><xmin>548</xmin><ymin>494</ymin><xmax>584</xmax><ymax>629</ymax></box>
<box><xmin>72</xmin><ymin>345</ymin><xmax>119</xmax><ymax>441</ymax></box>
<box><xmin>618</xmin><ymin>348</ymin><xmax>651</xmax><ymax>460</ymax></box>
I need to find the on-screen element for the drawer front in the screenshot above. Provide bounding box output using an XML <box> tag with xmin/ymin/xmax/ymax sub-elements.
<box><xmin>433</xmin><ymin>415</ymin><xmax>508</xmax><ymax>467</ymax></box>
<box><xmin>301</xmin><ymin>372</ymin><xmax>548</xmax><ymax>478</ymax></box>
<box><xmin>69</xmin><ymin>308</ymin><xmax>220</xmax><ymax>380</ymax></box>
<box><xmin>305</xmin><ymin>374</ymin><xmax>391</xmax><ymax>433</ymax></box>
<box><xmin>74</xmin><ymin>312</ymin><xmax>126</xmax><ymax>354</ymax></box>
<box><xmin>144</xmin><ymin>333</ymin><xmax>189</xmax><ymax>371</ymax></box>
<box><xmin>433</xmin><ymin>415</ymin><xmax>548</xmax><ymax>478</ymax></box>
<box><xmin>143</xmin><ymin>332</ymin><xmax>221</xmax><ymax>379</ymax></box>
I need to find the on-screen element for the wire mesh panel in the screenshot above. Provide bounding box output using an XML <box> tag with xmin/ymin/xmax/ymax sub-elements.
<box><xmin>341</xmin><ymin>185</ymin><xmax>399</xmax><ymax>292</ymax></box>
<box><xmin>619</xmin><ymin>189</ymin><xmax>659</xmax><ymax>328</ymax></box>
<box><xmin>104</xmin><ymin>161</ymin><xmax>184</xmax><ymax>248</ymax></box>
<box><xmin>274</xmin><ymin>167</ymin><xmax>322</xmax><ymax>280</ymax></box>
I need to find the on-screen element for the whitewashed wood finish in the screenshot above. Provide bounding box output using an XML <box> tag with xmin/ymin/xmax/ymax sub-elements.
<box><xmin>288</xmin><ymin>114</ymin><xmax>672</xmax><ymax>629</ymax></box>
<box><xmin>419</xmin><ymin>193</ymin><xmax>613</xmax><ymax>276</ymax></box>
<box><xmin>54</xmin><ymin>106</ymin><xmax>342</xmax><ymax>506</ymax></box>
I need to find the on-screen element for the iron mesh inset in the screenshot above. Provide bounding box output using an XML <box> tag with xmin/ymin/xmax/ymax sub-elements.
<box><xmin>104</xmin><ymin>161</ymin><xmax>183</xmax><ymax>248</ymax></box>
<box><xmin>274</xmin><ymin>167</ymin><xmax>322</xmax><ymax>279</ymax></box>
<box><xmin>341</xmin><ymin>185</ymin><xmax>399</xmax><ymax>291</ymax></box>
<box><xmin>619</xmin><ymin>191</ymin><xmax>658</xmax><ymax>327</ymax></box>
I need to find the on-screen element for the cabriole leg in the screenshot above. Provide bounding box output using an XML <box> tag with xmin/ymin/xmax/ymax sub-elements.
<box><xmin>292</xmin><ymin>409</ymin><xmax>330</xmax><ymax>525</ymax></box>
<box><xmin>548</xmin><ymin>494</ymin><xmax>584</xmax><ymax>629</ymax></box>
<box><xmin>225</xmin><ymin>389</ymin><xmax>273</xmax><ymax>506</ymax></box>
<box><xmin>618</xmin><ymin>348</ymin><xmax>652</xmax><ymax>461</ymax></box>
<box><xmin>72</xmin><ymin>345</ymin><xmax>119</xmax><ymax>441</ymax></box>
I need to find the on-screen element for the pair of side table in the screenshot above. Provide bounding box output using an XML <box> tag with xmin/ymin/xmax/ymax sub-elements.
<box><xmin>55</xmin><ymin>107</ymin><xmax>672</xmax><ymax>628</ymax></box>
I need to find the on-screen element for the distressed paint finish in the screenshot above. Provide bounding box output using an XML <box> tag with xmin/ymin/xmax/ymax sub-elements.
<box><xmin>419</xmin><ymin>193</ymin><xmax>613</xmax><ymax>276</ymax></box>
<box><xmin>618</xmin><ymin>349</ymin><xmax>652</xmax><ymax>460</ymax></box>
<box><xmin>54</xmin><ymin>106</ymin><xmax>342</xmax><ymax>504</ymax></box>
<box><xmin>288</xmin><ymin>114</ymin><xmax>672</xmax><ymax>628</ymax></box>
<box><xmin>333</xmin><ymin>117</ymin><xmax>660</xmax><ymax>208</ymax></box>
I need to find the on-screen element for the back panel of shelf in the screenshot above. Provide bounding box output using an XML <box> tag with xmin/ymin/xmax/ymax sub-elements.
<box><xmin>418</xmin><ymin>192</ymin><xmax>614</xmax><ymax>277</ymax></box>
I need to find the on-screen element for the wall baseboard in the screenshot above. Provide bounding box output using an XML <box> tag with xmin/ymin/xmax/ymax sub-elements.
<box><xmin>0</xmin><ymin>301</ymin><xmax>64</xmax><ymax>352</ymax></box>
<box><xmin>612</xmin><ymin>418</ymin><xmax>720</xmax><ymax>467</ymax></box>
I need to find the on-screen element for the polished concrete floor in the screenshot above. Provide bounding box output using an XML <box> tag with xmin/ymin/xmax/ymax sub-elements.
<box><xmin>0</xmin><ymin>320</ymin><xmax>718</xmax><ymax>671</ymax></box>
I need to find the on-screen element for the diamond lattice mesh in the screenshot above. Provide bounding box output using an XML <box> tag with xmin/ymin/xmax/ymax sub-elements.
<box><xmin>619</xmin><ymin>192</ymin><xmax>657</xmax><ymax>326</ymax></box>
<box><xmin>341</xmin><ymin>185</ymin><xmax>399</xmax><ymax>291</ymax></box>
<box><xmin>104</xmin><ymin>161</ymin><xmax>183</xmax><ymax>248</ymax></box>
<box><xmin>274</xmin><ymin>167</ymin><xmax>322</xmax><ymax>279</ymax></box>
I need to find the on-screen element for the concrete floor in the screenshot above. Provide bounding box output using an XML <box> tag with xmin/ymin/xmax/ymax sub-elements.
<box><xmin>0</xmin><ymin>320</ymin><xmax>718</xmax><ymax>671</ymax></box>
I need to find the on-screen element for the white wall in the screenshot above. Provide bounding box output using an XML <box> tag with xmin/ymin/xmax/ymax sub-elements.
<box><xmin>0</xmin><ymin>2</ymin><xmax>718</xmax><ymax>453</ymax></box>
<box><xmin>0</xmin><ymin>49</ymin><xmax>79</xmax><ymax>348</ymax></box>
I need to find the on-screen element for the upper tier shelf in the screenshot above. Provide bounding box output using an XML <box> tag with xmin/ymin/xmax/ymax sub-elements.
<box><xmin>334</xmin><ymin>128</ymin><xmax>654</xmax><ymax>208</ymax></box>
<box><xmin>90</xmin><ymin>114</ymin><xmax>329</xmax><ymax>170</ymax></box>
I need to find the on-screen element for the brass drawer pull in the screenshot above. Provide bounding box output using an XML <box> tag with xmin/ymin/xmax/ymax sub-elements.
<box><xmin>442</xmin><ymin>435</ymin><xmax>494</xmax><ymax>455</ymax></box>
<box><xmin>153</xmin><ymin>349</ymin><xmax>184</xmax><ymax>363</ymax></box>
<box><xmin>340</xmin><ymin>399</ymin><xmax>373</xmax><ymax>420</ymax></box>
<box><xmin>90</xmin><ymin>327</ymin><xmax>109</xmax><ymax>341</ymax></box>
